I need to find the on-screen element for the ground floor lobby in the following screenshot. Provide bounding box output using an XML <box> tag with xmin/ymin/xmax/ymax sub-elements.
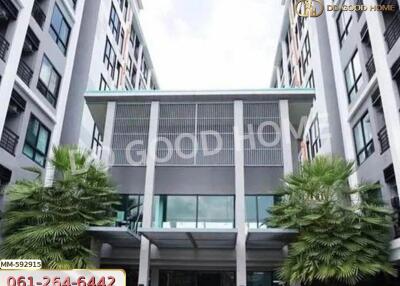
<box><xmin>103</xmin><ymin>266</ymin><xmax>278</xmax><ymax>286</ymax></box>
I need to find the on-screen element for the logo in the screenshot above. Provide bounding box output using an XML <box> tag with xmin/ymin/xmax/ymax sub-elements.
<box><xmin>295</xmin><ymin>0</ymin><xmax>324</xmax><ymax>17</ymax></box>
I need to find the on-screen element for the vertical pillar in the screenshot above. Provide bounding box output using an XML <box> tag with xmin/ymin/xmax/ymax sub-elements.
<box><xmin>281</xmin><ymin>42</ymin><xmax>290</xmax><ymax>87</ymax></box>
<box><xmin>234</xmin><ymin>100</ymin><xmax>246</xmax><ymax>286</ymax></box>
<box><xmin>89</xmin><ymin>237</ymin><xmax>102</xmax><ymax>268</ymax></box>
<box><xmin>365</xmin><ymin>9</ymin><xmax>400</xmax><ymax>196</ymax></box>
<box><xmin>0</xmin><ymin>0</ymin><xmax>33</xmax><ymax>135</ymax></box>
<box><xmin>279</xmin><ymin>100</ymin><xmax>293</xmax><ymax>175</ymax></box>
<box><xmin>138</xmin><ymin>101</ymin><xmax>160</xmax><ymax>286</ymax></box>
<box><xmin>44</xmin><ymin>0</ymin><xmax>85</xmax><ymax>186</ymax></box>
<box><xmin>101</xmin><ymin>102</ymin><xmax>117</xmax><ymax>166</ymax></box>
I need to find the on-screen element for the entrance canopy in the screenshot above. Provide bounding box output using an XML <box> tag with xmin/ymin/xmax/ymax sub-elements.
<box><xmin>139</xmin><ymin>228</ymin><xmax>238</xmax><ymax>249</ymax></box>
<box><xmin>88</xmin><ymin>226</ymin><xmax>141</xmax><ymax>248</ymax></box>
<box><xmin>246</xmin><ymin>228</ymin><xmax>298</xmax><ymax>249</ymax></box>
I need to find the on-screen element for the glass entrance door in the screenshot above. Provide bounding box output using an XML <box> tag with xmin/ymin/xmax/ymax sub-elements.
<box><xmin>159</xmin><ymin>270</ymin><xmax>235</xmax><ymax>286</ymax></box>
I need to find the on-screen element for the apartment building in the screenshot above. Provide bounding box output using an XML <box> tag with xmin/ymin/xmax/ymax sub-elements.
<box><xmin>84</xmin><ymin>89</ymin><xmax>314</xmax><ymax>286</ymax></box>
<box><xmin>270</xmin><ymin>0</ymin><xmax>400</xmax><ymax>264</ymax></box>
<box><xmin>61</xmin><ymin>0</ymin><xmax>158</xmax><ymax>156</ymax></box>
<box><xmin>0</xmin><ymin>0</ymin><xmax>84</xmax><ymax>195</ymax></box>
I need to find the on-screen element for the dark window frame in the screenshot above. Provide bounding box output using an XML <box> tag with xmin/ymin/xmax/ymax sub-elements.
<box><xmin>353</xmin><ymin>112</ymin><xmax>375</xmax><ymax>166</ymax></box>
<box><xmin>23</xmin><ymin>115</ymin><xmax>51</xmax><ymax>167</ymax></box>
<box><xmin>103</xmin><ymin>37</ymin><xmax>116</xmax><ymax>78</ymax></box>
<box><xmin>309</xmin><ymin>115</ymin><xmax>321</xmax><ymax>159</ymax></box>
<box><xmin>336</xmin><ymin>10</ymin><xmax>353</xmax><ymax>46</ymax></box>
<box><xmin>344</xmin><ymin>50</ymin><xmax>363</xmax><ymax>103</ymax></box>
<box><xmin>91</xmin><ymin>123</ymin><xmax>103</xmax><ymax>157</ymax></box>
<box><xmin>109</xmin><ymin>3</ymin><xmax>121</xmax><ymax>44</ymax></box>
<box><xmin>301</xmin><ymin>32</ymin><xmax>311</xmax><ymax>75</ymax></box>
<box><xmin>49</xmin><ymin>4</ymin><xmax>71</xmax><ymax>55</ymax></box>
<box><xmin>99</xmin><ymin>74</ymin><xmax>109</xmax><ymax>91</ymax></box>
<box><xmin>37</xmin><ymin>55</ymin><xmax>61</xmax><ymax>107</ymax></box>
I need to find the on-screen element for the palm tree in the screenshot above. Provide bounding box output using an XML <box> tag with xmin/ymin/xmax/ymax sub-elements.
<box><xmin>0</xmin><ymin>146</ymin><xmax>119</xmax><ymax>269</ymax></box>
<box><xmin>268</xmin><ymin>156</ymin><xmax>395</xmax><ymax>286</ymax></box>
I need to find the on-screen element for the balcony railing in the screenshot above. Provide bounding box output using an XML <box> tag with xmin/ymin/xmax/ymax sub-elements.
<box><xmin>384</xmin><ymin>12</ymin><xmax>400</xmax><ymax>51</ymax></box>
<box><xmin>378</xmin><ymin>126</ymin><xmax>390</xmax><ymax>154</ymax></box>
<box><xmin>32</xmin><ymin>1</ymin><xmax>46</xmax><ymax>28</ymax></box>
<box><xmin>0</xmin><ymin>126</ymin><xmax>19</xmax><ymax>155</ymax></box>
<box><xmin>17</xmin><ymin>59</ymin><xmax>33</xmax><ymax>86</ymax></box>
<box><xmin>0</xmin><ymin>33</ymin><xmax>9</xmax><ymax>61</ymax></box>
<box><xmin>366</xmin><ymin>55</ymin><xmax>376</xmax><ymax>80</ymax></box>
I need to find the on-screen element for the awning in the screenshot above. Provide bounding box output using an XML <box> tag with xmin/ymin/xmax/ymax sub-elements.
<box><xmin>246</xmin><ymin>228</ymin><xmax>298</xmax><ymax>249</ymax></box>
<box><xmin>139</xmin><ymin>228</ymin><xmax>237</xmax><ymax>249</ymax></box>
<box><xmin>88</xmin><ymin>226</ymin><xmax>141</xmax><ymax>248</ymax></box>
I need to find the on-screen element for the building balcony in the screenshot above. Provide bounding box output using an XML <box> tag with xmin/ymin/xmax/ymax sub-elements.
<box><xmin>378</xmin><ymin>126</ymin><xmax>390</xmax><ymax>154</ymax></box>
<box><xmin>31</xmin><ymin>1</ymin><xmax>46</xmax><ymax>28</ymax></box>
<box><xmin>17</xmin><ymin>59</ymin><xmax>33</xmax><ymax>86</ymax></box>
<box><xmin>0</xmin><ymin>126</ymin><xmax>19</xmax><ymax>155</ymax></box>
<box><xmin>22</xmin><ymin>27</ymin><xmax>40</xmax><ymax>54</ymax></box>
<box><xmin>0</xmin><ymin>33</ymin><xmax>9</xmax><ymax>61</ymax></box>
<box><xmin>384</xmin><ymin>12</ymin><xmax>400</xmax><ymax>51</ymax></box>
<box><xmin>366</xmin><ymin>55</ymin><xmax>376</xmax><ymax>80</ymax></box>
<box><xmin>0</xmin><ymin>0</ymin><xmax>19</xmax><ymax>22</ymax></box>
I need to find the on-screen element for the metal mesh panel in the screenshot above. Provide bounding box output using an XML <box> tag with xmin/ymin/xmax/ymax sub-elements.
<box><xmin>113</xmin><ymin>103</ymin><xmax>151</xmax><ymax>165</ymax></box>
<box><xmin>243</xmin><ymin>102</ymin><xmax>283</xmax><ymax>166</ymax></box>
<box><xmin>156</xmin><ymin>103</ymin><xmax>234</xmax><ymax>166</ymax></box>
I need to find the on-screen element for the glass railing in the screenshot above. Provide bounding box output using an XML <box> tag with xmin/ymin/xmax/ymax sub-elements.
<box><xmin>152</xmin><ymin>195</ymin><xmax>235</xmax><ymax>229</ymax></box>
<box><xmin>114</xmin><ymin>194</ymin><xmax>143</xmax><ymax>232</ymax></box>
<box><xmin>245</xmin><ymin>195</ymin><xmax>281</xmax><ymax>229</ymax></box>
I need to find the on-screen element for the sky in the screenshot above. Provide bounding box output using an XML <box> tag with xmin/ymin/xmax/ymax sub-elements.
<box><xmin>140</xmin><ymin>0</ymin><xmax>284</xmax><ymax>90</ymax></box>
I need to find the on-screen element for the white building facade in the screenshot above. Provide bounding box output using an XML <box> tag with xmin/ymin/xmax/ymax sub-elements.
<box><xmin>85</xmin><ymin>89</ymin><xmax>314</xmax><ymax>286</ymax></box>
<box><xmin>270</xmin><ymin>0</ymin><xmax>400</xmax><ymax>266</ymax></box>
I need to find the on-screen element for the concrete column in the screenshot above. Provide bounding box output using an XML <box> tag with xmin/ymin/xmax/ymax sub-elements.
<box><xmin>44</xmin><ymin>0</ymin><xmax>85</xmax><ymax>186</ymax></box>
<box><xmin>281</xmin><ymin>42</ymin><xmax>290</xmax><ymax>87</ymax></box>
<box><xmin>100</xmin><ymin>102</ymin><xmax>117</xmax><ymax>167</ymax></box>
<box><xmin>89</xmin><ymin>237</ymin><xmax>102</xmax><ymax>268</ymax></box>
<box><xmin>324</xmin><ymin>12</ymin><xmax>359</xmax><ymax>190</ymax></box>
<box><xmin>234</xmin><ymin>100</ymin><xmax>246</xmax><ymax>286</ymax></box>
<box><xmin>365</xmin><ymin>8</ymin><xmax>400</xmax><ymax>196</ymax></box>
<box><xmin>138</xmin><ymin>101</ymin><xmax>160</xmax><ymax>286</ymax></box>
<box><xmin>0</xmin><ymin>0</ymin><xmax>33</xmax><ymax>135</ymax></box>
<box><xmin>279</xmin><ymin>100</ymin><xmax>293</xmax><ymax>175</ymax></box>
<box><xmin>150</xmin><ymin>268</ymin><xmax>159</xmax><ymax>286</ymax></box>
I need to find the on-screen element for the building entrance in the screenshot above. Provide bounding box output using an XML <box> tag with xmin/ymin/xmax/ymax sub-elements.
<box><xmin>159</xmin><ymin>270</ymin><xmax>235</xmax><ymax>286</ymax></box>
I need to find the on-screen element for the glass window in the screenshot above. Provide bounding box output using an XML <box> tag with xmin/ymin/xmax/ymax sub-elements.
<box><xmin>198</xmin><ymin>196</ymin><xmax>234</xmax><ymax>229</ymax></box>
<box><xmin>37</xmin><ymin>56</ymin><xmax>61</xmax><ymax>107</ymax></box>
<box><xmin>301</xmin><ymin>33</ymin><xmax>311</xmax><ymax>75</ymax></box>
<box><xmin>49</xmin><ymin>4</ymin><xmax>71</xmax><ymax>54</ymax></box>
<box><xmin>245</xmin><ymin>195</ymin><xmax>276</xmax><ymax>229</ymax></box>
<box><xmin>23</xmin><ymin>115</ymin><xmax>51</xmax><ymax>167</ymax></box>
<box><xmin>115</xmin><ymin>194</ymin><xmax>143</xmax><ymax>231</ymax></box>
<box><xmin>109</xmin><ymin>4</ymin><xmax>121</xmax><ymax>43</ymax></box>
<box><xmin>99</xmin><ymin>74</ymin><xmax>109</xmax><ymax>91</ymax></box>
<box><xmin>353</xmin><ymin>112</ymin><xmax>374</xmax><ymax>165</ymax></box>
<box><xmin>153</xmin><ymin>195</ymin><xmax>234</xmax><ymax>229</ymax></box>
<box><xmin>247</xmin><ymin>272</ymin><xmax>273</xmax><ymax>286</ymax></box>
<box><xmin>336</xmin><ymin>10</ymin><xmax>352</xmax><ymax>46</ymax></box>
<box><xmin>306</xmin><ymin>72</ymin><xmax>315</xmax><ymax>88</ymax></box>
<box><xmin>104</xmin><ymin>37</ymin><xmax>116</xmax><ymax>78</ymax></box>
<box><xmin>91</xmin><ymin>123</ymin><xmax>103</xmax><ymax>156</ymax></box>
<box><xmin>344</xmin><ymin>50</ymin><xmax>363</xmax><ymax>102</ymax></box>
<box><xmin>165</xmin><ymin>196</ymin><xmax>197</xmax><ymax>228</ymax></box>
<box><xmin>308</xmin><ymin>115</ymin><xmax>321</xmax><ymax>159</ymax></box>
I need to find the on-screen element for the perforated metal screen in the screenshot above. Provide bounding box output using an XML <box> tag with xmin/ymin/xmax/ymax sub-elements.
<box><xmin>156</xmin><ymin>103</ymin><xmax>235</xmax><ymax>166</ymax></box>
<box><xmin>243</xmin><ymin>102</ymin><xmax>283</xmax><ymax>166</ymax></box>
<box><xmin>112</xmin><ymin>103</ymin><xmax>151</xmax><ymax>165</ymax></box>
<box><xmin>111</xmin><ymin>101</ymin><xmax>283</xmax><ymax>167</ymax></box>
